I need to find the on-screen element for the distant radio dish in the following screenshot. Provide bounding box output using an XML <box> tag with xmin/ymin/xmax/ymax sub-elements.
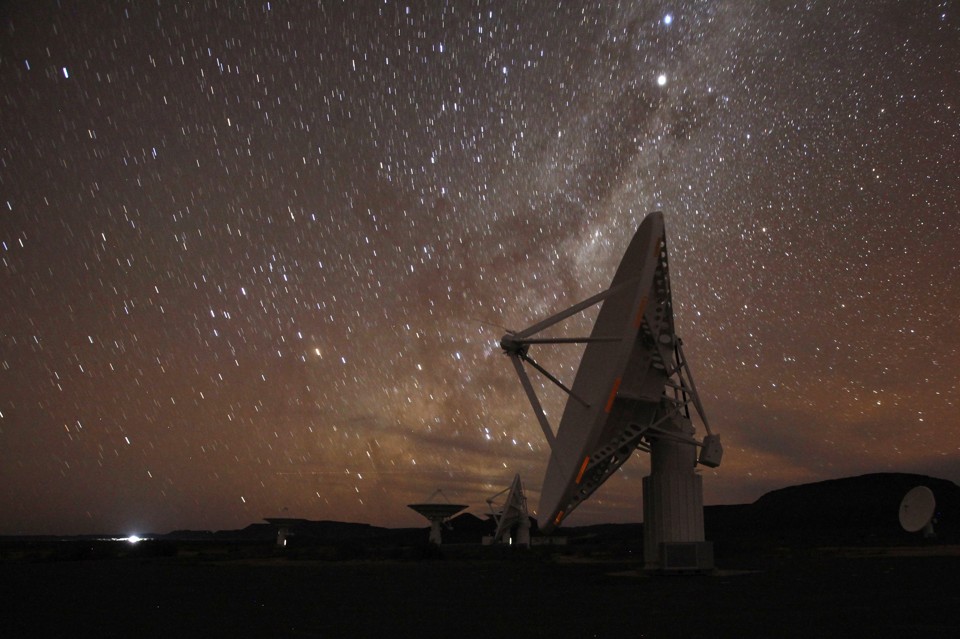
<box><xmin>486</xmin><ymin>473</ymin><xmax>531</xmax><ymax>546</ymax></box>
<box><xmin>899</xmin><ymin>486</ymin><xmax>936</xmax><ymax>536</ymax></box>
<box><xmin>264</xmin><ymin>517</ymin><xmax>306</xmax><ymax>547</ymax></box>
<box><xmin>500</xmin><ymin>212</ymin><xmax>721</xmax><ymax>570</ymax></box>
<box><xmin>408</xmin><ymin>489</ymin><xmax>468</xmax><ymax>545</ymax></box>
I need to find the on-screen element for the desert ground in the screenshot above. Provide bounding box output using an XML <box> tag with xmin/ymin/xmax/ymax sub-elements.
<box><xmin>3</xmin><ymin>542</ymin><xmax>958</xmax><ymax>638</ymax></box>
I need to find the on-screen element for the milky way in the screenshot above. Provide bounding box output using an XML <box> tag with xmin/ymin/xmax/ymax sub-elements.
<box><xmin>1</xmin><ymin>1</ymin><xmax>958</xmax><ymax>535</ymax></box>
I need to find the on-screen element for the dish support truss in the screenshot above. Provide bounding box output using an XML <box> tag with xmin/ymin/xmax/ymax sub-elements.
<box><xmin>501</xmin><ymin>283</ymin><xmax>721</xmax><ymax>500</ymax></box>
<box><xmin>486</xmin><ymin>474</ymin><xmax>531</xmax><ymax>546</ymax></box>
<box><xmin>501</xmin><ymin>284</ymin><xmax>722</xmax><ymax>561</ymax></box>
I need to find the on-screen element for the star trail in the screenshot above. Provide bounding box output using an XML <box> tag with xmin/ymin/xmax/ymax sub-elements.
<box><xmin>1</xmin><ymin>1</ymin><xmax>958</xmax><ymax>535</ymax></box>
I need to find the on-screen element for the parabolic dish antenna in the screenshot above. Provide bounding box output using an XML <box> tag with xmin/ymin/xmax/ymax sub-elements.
<box><xmin>899</xmin><ymin>486</ymin><xmax>936</xmax><ymax>535</ymax></box>
<box><xmin>264</xmin><ymin>517</ymin><xmax>306</xmax><ymax>547</ymax></box>
<box><xmin>486</xmin><ymin>473</ymin><xmax>531</xmax><ymax>546</ymax></box>
<box><xmin>408</xmin><ymin>489</ymin><xmax>468</xmax><ymax>545</ymax></box>
<box><xmin>501</xmin><ymin>212</ymin><xmax>722</xmax><ymax>569</ymax></box>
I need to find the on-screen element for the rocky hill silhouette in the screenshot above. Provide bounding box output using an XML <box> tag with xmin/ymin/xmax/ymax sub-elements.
<box><xmin>705</xmin><ymin>472</ymin><xmax>959</xmax><ymax>551</ymax></box>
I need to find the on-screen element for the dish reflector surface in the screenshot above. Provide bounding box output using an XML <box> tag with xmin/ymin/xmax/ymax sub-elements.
<box><xmin>538</xmin><ymin>213</ymin><xmax>677</xmax><ymax>531</ymax></box>
<box><xmin>899</xmin><ymin>485</ymin><xmax>935</xmax><ymax>533</ymax></box>
<box><xmin>408</xmin><ymin>503</ymin><xmax>468</xmax><ymax>520</ymax></box>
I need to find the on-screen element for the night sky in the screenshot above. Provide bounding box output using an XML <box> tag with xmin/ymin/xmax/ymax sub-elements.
<box><xmin>2</xmin><ymin>1</ymin><xmax>958</xmax><ymax>536</ymax></box>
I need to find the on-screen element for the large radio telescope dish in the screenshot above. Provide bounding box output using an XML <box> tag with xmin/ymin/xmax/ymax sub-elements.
<box><xmin>501</xmin><ymin>212</ymin><xmax>722</xmax><ymax>569</ymax></box>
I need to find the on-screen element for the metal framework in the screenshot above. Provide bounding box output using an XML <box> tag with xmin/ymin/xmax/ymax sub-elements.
<box><xmin>485</xmin><ymin>473</ymin><xmax>531</xmax><ymax>545</ymax></box>
<box><xmin>499</xmin><ymin>212</ymin><xmax>722</xmax><ymax>570</ymax></box>
<box><xmin>500</xmin><ymin>288</ymin><xmax>720</xmax><ymax>499</ymax></box>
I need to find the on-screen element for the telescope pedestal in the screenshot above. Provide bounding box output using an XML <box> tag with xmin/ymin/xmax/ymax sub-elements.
<box><xmin>428</xmin><ymin>519</ymin><xmax>444</xmax><ymax>545</ymax></box>
<box><xmin>642</xmin><ymin>420</ymin><xmax>706</xmax><ymax>570</ymax></box>
<box><xmin>516</xmin><ymin>517</ymin><xmax>531</xmax><ymax>546</ymax></box>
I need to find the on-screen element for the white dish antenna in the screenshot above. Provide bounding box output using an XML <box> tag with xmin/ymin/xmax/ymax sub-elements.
<box><xmin>264</xmin><ymin>517</ymin><xmax>305</xmax><ymax>547</ymax></box>
<box><xmin>500</xmin><ymin>212</ymin><xmax>721</xmax><ymax>570</ymax></box>
<box><xmin>408</xmin><ymin>489</ymin><xmax>468</xmax><ymax>545</ymax></box>
<box><xmin>899</xmin><ymin>486</ymin><xmax>936</xmax><ymax>536</ymax></box>
<box><xmin>486</xmin><ymin>473</ymin><xmax>531</xmax><ymax>546</ymax></box>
